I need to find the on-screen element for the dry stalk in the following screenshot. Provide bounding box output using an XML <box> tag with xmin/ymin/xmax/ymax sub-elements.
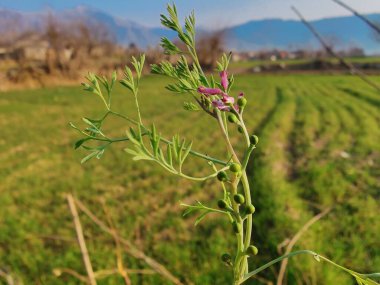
<box><xmin>101</xmin><ymin>199</ymin><xmax>132</xmax><ymax>285</ymax></box>
<box><xmin>73</xmin><ymin>197</ymin><xmax>184</xmax><ymax>285</ymax></box>
<box><xmin>53</xmin><ymin>267</ymin><xmax>155</xmax><ymax>282</ymax></box>
<box><xmin>0</xmin><ymin>269</ymin><xmax>16</xmax><ymax>285</ymax></box>
<box><xmin>276</xmin><ymin>207</ymin><xmax>331</xmax><ymax>285</ymax></box>
<box><xmin>67</xmin><ymin>194</ymin><xmax>97</xmax><ymax>285</ymax></box>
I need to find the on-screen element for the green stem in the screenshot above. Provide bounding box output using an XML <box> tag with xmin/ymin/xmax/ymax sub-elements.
<box><xmin>223</xmin><ymin>112</ymin><xmax>229</xmax><ymax>139</ymax></box>
<box><xmin>238</xmin><ymin>116</ymin><xmax>251</xmax><ymax>147</ymax></box>
<box><xmin>189</xmin><ymin>47</ymin><xmax>204</xmax><ymax>77</ymax></box>
<box><xmin>216</xmin><ymin>111</ymin><xmax>250</xmax><ymax>284</ymax></box>
<box><xmin>233</xmin><ymin>228</ymin><xmax>244</xmax><ymax>283</ymax></box>
<box><xmin>232</xmin><ymin>112</ymin><xmax>254</xmax><ymax>279</ymax></box>
<box><xmin>109</xmin><ymin>110</ymin><xmax>138</xmax><ymax>125</ymax></box>
<box><xmin>242</xmin><ymin>173</ymin><xmax>252</xmax><ymax>248</ymax></box>
<box><xmin>241</xmin><ymin>250</ymin><xmax>380</xmax><ymax>284</ymax></box>
<box><xmin>216</xmin><ymin>112</ymin><xmax>240</xmax><ymax>163</ymax></box>
<box><xmin>240</xmin><ymin>172</ymin><xmax>252</xmax><ymax>277</ymax></box>
<box><xmin>181</xmin><ymin>203</ymin><xmax>231</xmax><ymax>216</ymax></box>
<box><xmin>133</xmin><ymin>90</ymin><xmax>143</xmax><ymax>125</ymax></box>
<box><xmin>104</xmin><ymin>111</ymin><xmax>228</xmax><ymax>166</ymax></box>
<box><xmin>241</xmin><ymin>145</ymin><xmax>255</xmax><ymax>171</ymax></box>
<box><xmin>176</xmin><ymin>166</ymin><xmax>230</xmax><ymax>181</ymax></box>
<box><xmin>230</xmin><ymin>107</ymin><xmax>250</xmax><ymax>147</ymax></box>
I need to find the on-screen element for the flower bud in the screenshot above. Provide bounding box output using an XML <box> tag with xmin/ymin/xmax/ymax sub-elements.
<box><xmin>233</xmin><ymin>194</ymin><xmax>245</xmax><ymax>204</ymax></box>
<box><xmin>217</xmin><ymin>171</ymin><xmax>228</xmax><ymax>182</ymax></box>
<box><xmin>250</xmin><ymin>135</ymin><xmax>259</xmax><ymax>146</ymax></box>
<box><xmin>232</xmin><ymin>221</ymin><xmax>241</xmax><ymax>234</ymax></box>
<box><xmin>227</xmin><ymin>114</ymin><xmax>239</xmax><ymax>123</ymax></box>
<box><xmin>238</xmin><ymin>126</ymin><xmax>244</xmax><ymax>133</ymax></box>
<box><xmin>217</xmin><ymin>199</ymin><xmax>228</xmax><ymax>209</ymax></box>
<box><xmin>197</xmin><ymin>86</ymin><xmax>223</xmax><ymax>96</ymax></box>
<box><xmin>246</xmin><ymin>245</ymin><xmax>258</xmax><ymax>256</ymax></box>
<box><xmin>221</xmin><ymin>253</ymin><xmax>232</xmax><ymax>265</ymax></box>
<box><xmin>229</xmin><ymin>163</ymin><xmax>241</xmax><ymax>173</ymax></box>
<box><xmin>220</xmin><ymin>71</ymin><xmax>229</xmax><ymax>91</ymax></box>
<box><xmin>222</xmin><ymin>95</ymin><xmax>234</xmax><ymax>104</ymax></box>
<box><xmin>237</xmin><ymin>97</ymin><xmax>247</xmax><ymax>108</ymax></box>
<box><xmin>245</xmin><ymin>204</ymin><xmax>256</xmax><ymax>215</ymax></box>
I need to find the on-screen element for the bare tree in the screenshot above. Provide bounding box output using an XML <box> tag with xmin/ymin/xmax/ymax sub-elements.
<box><xmin>172</xmin><ymin>30</ymin><xmax>225</xmax><ymax>71</ymax></box>
<box><xmin>44</xmin><ymin>13</ymin><xmax>66</xmax><ymax>74</ymax></box>
<box><xmin>196</xmin><ymin>31</ymin><xmax>225</xmax><ymax>70</ymax></box>
<box><xmin>69</xmin><ymin>20</ymin><xmax>115</xmax><ymax>56</ymax></box>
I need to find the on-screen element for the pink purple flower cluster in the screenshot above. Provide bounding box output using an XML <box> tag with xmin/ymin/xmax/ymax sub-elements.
<box><xmin>197</xmin><ymin>70</ymin><xmax>244</xmax><ymax>112</ymax></box>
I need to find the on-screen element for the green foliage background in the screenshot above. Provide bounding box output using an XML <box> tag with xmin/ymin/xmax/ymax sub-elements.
<box><xmin>0</xmin><ymin>74</ymin><xmax>379</xmax><ymax>284</ymax></box>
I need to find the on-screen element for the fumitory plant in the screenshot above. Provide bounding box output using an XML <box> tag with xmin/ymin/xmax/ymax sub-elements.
<box><xmin>71</xmin><ymin>4</ymin><xmax>380</xmax><ymax>285</ymax></box>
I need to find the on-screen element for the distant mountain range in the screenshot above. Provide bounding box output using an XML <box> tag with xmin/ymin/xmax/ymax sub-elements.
<box><xmin>1</xmin><ymin>6</ymin><xmax>379</xmax><ymax>54</ymax></box>
<box><xmin>225</xmin><ymin>14</ymin><xmax>380</xmax><ymax>53</ymax></box>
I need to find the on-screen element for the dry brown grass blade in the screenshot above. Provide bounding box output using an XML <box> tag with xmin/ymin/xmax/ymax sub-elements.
<box><xmin>53</xmin><ymin>268</ymin><xmax>89</xmax><ymax>283</ymax></box>
<box><xmin>54</xmin><ymin>267</ymin><xmax>156</xmax><ymax>282</ymax></box>
<box><xmin>73</xmin><ymin>197</ymin><xmax>184</xmax><ymax>285</ymax></box>
<box><xmin>0</xmin><ymin>269</ymin><xmax>17</xmax><ymax>285</ymax></box>
<box><xmin>252</xmin><ymin>274</ymin><xmax>274</xmax><ymax>285</ymax></box>
<box><xmin>93</xmin><ymin>269</ymin><xmax>155</xmax><ymax>278</ymax></box>
<box><xmin>101</xmin><ymin>199</ymin><xmax>132</xmax><ymax>285</ymax></box>
<box><xmin>276</xmin><ymin>207</ymin><xmax>331</xmax><ymax>285</ymax></box>
<box><xmin>67</xmin><ymin>194</ymin><xmax>97</xmax><ymax>285</ymax></box>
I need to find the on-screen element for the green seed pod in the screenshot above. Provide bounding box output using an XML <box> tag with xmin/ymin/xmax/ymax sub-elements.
<box><xmin>233</xmin><ymin>194</ymin><xmax>245</xmax><ymax>204</ymax></box>
<box><xmin>227</xmin><ymin>114</ymin><xmax>239</xmax><ymax>123</ymax></box>
<box><xmin>245</xmin><ymin>204</ymin><xmax>256</xmax><ymax>215</ymax></box>
<box><xmin>217</xmin><ymin>171</ymin><xmax>228</xmax><ymax>182</ymax></box>
<box><xmin>229</xmin><ymin>163</ymin><xmax>241</xmax><ymax>173</ymax></box>
<box><xmin>237</xmin><ymin>97</ymin><xmax>247</xmax><ymax>108</ymax></box>
<box><xmin>238</xmin><ymin>126</ymin><xmax>244</xmax><ymax>133</ymax></box>
<box><xmin>232</xmin><ymin>221</ymin><xmax>241</xmax><ymax>234</ymax></box>
<box><xmin>250</xmin><ymin>135</ymin><xmax>259</xmax><ymax>146</ymax></box>
<box><xmin>221</xmin><ymin>253</ymin><xmax>232</xmax><ymax>265</ymax></box>
<box><xmin>246</xmin><ymin>245</ymin><xmax>258</xmax><ymax>256</ymax></box>
<box><xmin>217</xmin><ymin>199</ymin><xmax>228</xmax><ymax>209</ymax></box>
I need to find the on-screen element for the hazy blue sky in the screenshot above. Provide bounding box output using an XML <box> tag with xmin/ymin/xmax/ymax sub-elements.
<box><xmin>0</xmin><ymin>0</ymin><xmax>379</xmax><ymax>28</ymax></box>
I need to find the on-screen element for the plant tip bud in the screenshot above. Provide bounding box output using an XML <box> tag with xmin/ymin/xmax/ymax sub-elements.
<box><xmin>221</xmin><ymin>253</ymin><xmax>232</xmax><ymax>264</ymax></box>
<box><xmin>217</xmin><ymin>199</ymin><xmax>228</xmax><ymax>209</ymax></box>
<box><xmin>245</xmin><ymin>204</ymin><xmax>256</xmax><ymax>215</ymax></box>
<box><xmin>229</xmin><ymin>163</ymin><xmax>241</xmax><ymax>173</ymax></box>
<box><xmin>250</xmin><ymin>135</ymin><xmax>259</xmax><ymax>145</ymax></box>
<box><xmin>247</xmin><ymin>245</ymin><xmax>258</xmax><ymax>256</ymax></box>
<box><xmin>227</xmin><ymin>114</ymin><xmax>238</xmax><ymax>124</ymax></box>
<box><xmin>233</xmin><ymin>194</ymin><xmax>245</xmax><ymax>204</ymax></box>
<box><xmin>238</xmin><ymin>126</ymin><xmax>244</xmax><ymax>133</ymax></box>
<box><xmin>237</xmin><ymin>97</ymin><xmax>247</xmax><ymax>108</ymax></box>
<box><xmin>217</xmin><ymin>171</ymin><xmax>228</xmax><ymax>182</ymax></box>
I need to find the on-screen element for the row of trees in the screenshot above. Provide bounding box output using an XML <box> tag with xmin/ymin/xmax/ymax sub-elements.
<box><xmin>1</xmin><ymin>14</ymin><xmax>123</xmax><ymax>82</ymax></box>
<box><xmin>0</xmin><ymin>13</ymin><xmax>226</xmax><ymax>85</ymax></box>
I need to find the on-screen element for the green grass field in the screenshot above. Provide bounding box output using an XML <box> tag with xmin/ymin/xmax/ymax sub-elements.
<box><xmin>0</xmin><ymin>74</ymin><xmax>379</xmax><ymax>285</ymax></box>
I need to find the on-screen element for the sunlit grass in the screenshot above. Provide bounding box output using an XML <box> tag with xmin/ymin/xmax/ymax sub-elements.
<box><xmin>0</xmin><ymin>74</ymin><xmax>379</xmax><ymax>284</ymax></box>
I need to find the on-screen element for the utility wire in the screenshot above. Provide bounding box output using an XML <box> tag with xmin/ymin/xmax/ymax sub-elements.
<box><xmin>331</xmin><ymin>0</ymin><xmax>380</xmax><ymax>35</ymax></box>
<box><xmin>292</xmin><ymin>6</ymin><xmax>380</xmax><ymax>92</ymax></box>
